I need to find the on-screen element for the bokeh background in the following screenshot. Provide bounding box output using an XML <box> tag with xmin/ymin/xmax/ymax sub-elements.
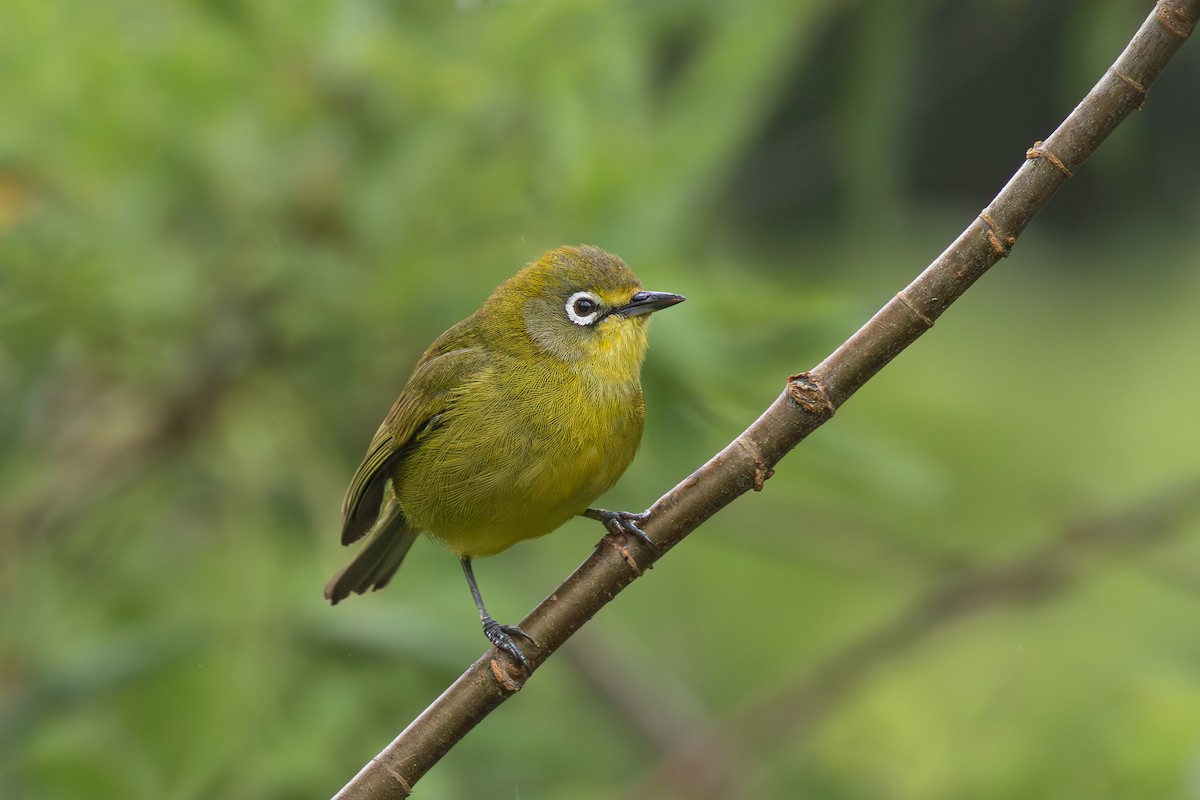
<box><xmin>4</xmin><ymin>1</ymin><xmax>1200</xmax><ymax>798</ymax></box>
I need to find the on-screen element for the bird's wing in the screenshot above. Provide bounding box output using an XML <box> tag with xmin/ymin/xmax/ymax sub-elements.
<box><xmin>338</xmin><ymin>321</ymin><xmax>488</xmax><ymax>546</ymax></box>
<box><xmin>326</xmin><ymin>323</ymin><xmax>489</xmax><ymax>604</ymax></box>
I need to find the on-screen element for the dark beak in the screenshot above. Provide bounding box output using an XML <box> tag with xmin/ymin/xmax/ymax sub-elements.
<box><xmin>614</xmin><ymin>291</ymin><xmax>686</xmax><ymax>318</ymax></box>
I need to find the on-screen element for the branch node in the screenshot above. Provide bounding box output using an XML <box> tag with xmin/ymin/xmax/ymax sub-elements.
<box><xmin>786</xmin><ymin>372</ymin><xmax>836</xmax><ymax>417</ymax></box>
<box><xmin>604</xmin><ymin>535</ymin><xmax>645</xmax><ymax>575</ymax></box>
<box><xmin>1156</xmin><ymin>1</ymin><xmax>1194</xmax><ymax>38</ymax></box>
<box><xmin>380</xmin><ymin>760</ymin><xmax>413</xmax><ymax>795</ymax></box>
<box><xmin>1024</xmin><ymin>141</ymin><xmax>1073</xmax><ymax>179</ymax></box>
<box><xmin>896</xmin><ymin>291</ymin><xmax>934</xmax><ymax>329</ymax></box>
<box><xmin>735</xmin><ymin>436</ymin><xmax>774</xmax><ymax>491</ymax></box>
<box><xmin>1109</xmin><ymin>68</ymin><xmax>1147</xmax><ymax>108</ymax></box>
<box><xmin>978</xmin><ymin>211</ymin><xmax>1017</xmax><ymax>257</ymax></box>
<box><xmin>489</xmin><ymin>658</ymin><xmax>526</xmax><ymax>693</ymax></box>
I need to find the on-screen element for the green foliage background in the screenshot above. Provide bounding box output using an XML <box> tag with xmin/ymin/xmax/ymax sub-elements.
<box><xmin>3</xmin><ymin>1</ymin><xmax>1200</xmax><ymax>798</ymax></box>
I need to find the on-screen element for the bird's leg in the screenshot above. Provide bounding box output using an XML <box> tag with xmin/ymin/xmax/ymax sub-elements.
<box><xmin>583</xmin><ymin>508</ymin><xmax>658</xmax><ymax>552</ymax></box>
<box><xmin>460</xmin><ymin>558</ymin><xmax>535</xmax><ymax>669</ymax></box>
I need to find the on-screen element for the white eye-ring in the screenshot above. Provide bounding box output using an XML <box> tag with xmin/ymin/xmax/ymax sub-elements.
<box><xmin>565</xmin><ymin>291</ymin><xmax>602</xmax><ymax>326</ymax></box>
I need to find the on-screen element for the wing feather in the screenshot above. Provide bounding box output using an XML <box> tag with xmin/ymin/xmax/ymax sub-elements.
<box><xmin>328</xmin><ymin>320</ymin><xmax>488</xmax><ymax>602</ymax></box>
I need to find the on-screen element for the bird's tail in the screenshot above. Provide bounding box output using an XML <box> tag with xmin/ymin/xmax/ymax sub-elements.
<box><xmin>324</xmin><ymin>495</ymin><xmax>419</xmax><ymax>604</ymax></box>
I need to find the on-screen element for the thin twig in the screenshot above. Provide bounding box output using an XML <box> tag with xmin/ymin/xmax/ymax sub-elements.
<box><xmin>633</xmin><ymin>481</ymin><xmax>1200</xmax><ymax>798</ymax></box>
<box><xmin>560</xmin><ymin>634</ymin><xmax>737</xmax><ymax>797</ymax></box>
<box><xmin>331</xmin><ymin>3</ymin><xmax>1200</xmax><ymax>797</ymax></box>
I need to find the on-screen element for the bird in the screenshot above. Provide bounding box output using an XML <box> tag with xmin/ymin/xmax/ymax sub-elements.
<box><xmin>325</xmin><ymin>244</ymin><xmax>684</xmax><ymax>667</ymax></box>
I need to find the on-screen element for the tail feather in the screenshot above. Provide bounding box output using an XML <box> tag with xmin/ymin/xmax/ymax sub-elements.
<box><xmin>325</xmin><ymin>496</ymin><xmax>419</xmax><ymax>604</ymax></box>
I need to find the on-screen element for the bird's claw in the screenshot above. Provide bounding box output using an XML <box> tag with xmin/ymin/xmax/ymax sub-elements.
<box><xmin>482</xmin><ymin>616</ymin><xmax>535</xmax><ymax>668</ymax></box>
<box><xmin>585</xmin><ymin>508</ymin><xmax>658</xmax><ymax>552</ymax></box>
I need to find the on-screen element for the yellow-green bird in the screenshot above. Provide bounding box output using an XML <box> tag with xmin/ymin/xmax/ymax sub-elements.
<box><xmin>325</xmin><ymin>244</ymin><xmax>684</xmax><ymax>666</ymax></box>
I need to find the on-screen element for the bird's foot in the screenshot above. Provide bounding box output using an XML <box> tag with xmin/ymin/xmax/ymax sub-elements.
<box><xmin>481</xmin><ymin>615</ymin><xmax>536</xmax><ymax>669</ymax></box>
<box><xmin>584</xmin><ymin>508</ymin><xmax>658</xmax><ymax>552</ymax></box>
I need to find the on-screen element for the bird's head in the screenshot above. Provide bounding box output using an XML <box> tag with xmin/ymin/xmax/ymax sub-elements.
<box><xmin>483</xmin><ymin>245</ymin><xmax>684</xmax><ymax>381</ymax></box>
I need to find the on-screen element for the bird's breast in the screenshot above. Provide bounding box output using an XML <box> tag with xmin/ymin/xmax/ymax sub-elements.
<box><xmin>393</xmin><ymin>361</ymin><xmax>645</xmax><ymax>557</ymax></box>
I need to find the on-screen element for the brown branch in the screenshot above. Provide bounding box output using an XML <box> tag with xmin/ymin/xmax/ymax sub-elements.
<box><xmin>331</xmin><ymin>2</ymin><xmax>1200</xmax><ymax>797</ymax></box>
<box><xmin>633</xmin><ymin>481</ymin><xmax>1200</xmax><ymax>798</ymax></box>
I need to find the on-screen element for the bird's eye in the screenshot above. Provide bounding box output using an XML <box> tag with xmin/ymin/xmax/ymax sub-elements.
<box><xmin>565</xmin><ymin>291</ymin><xmax>602</xmax><ymax>326</ymax></box>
